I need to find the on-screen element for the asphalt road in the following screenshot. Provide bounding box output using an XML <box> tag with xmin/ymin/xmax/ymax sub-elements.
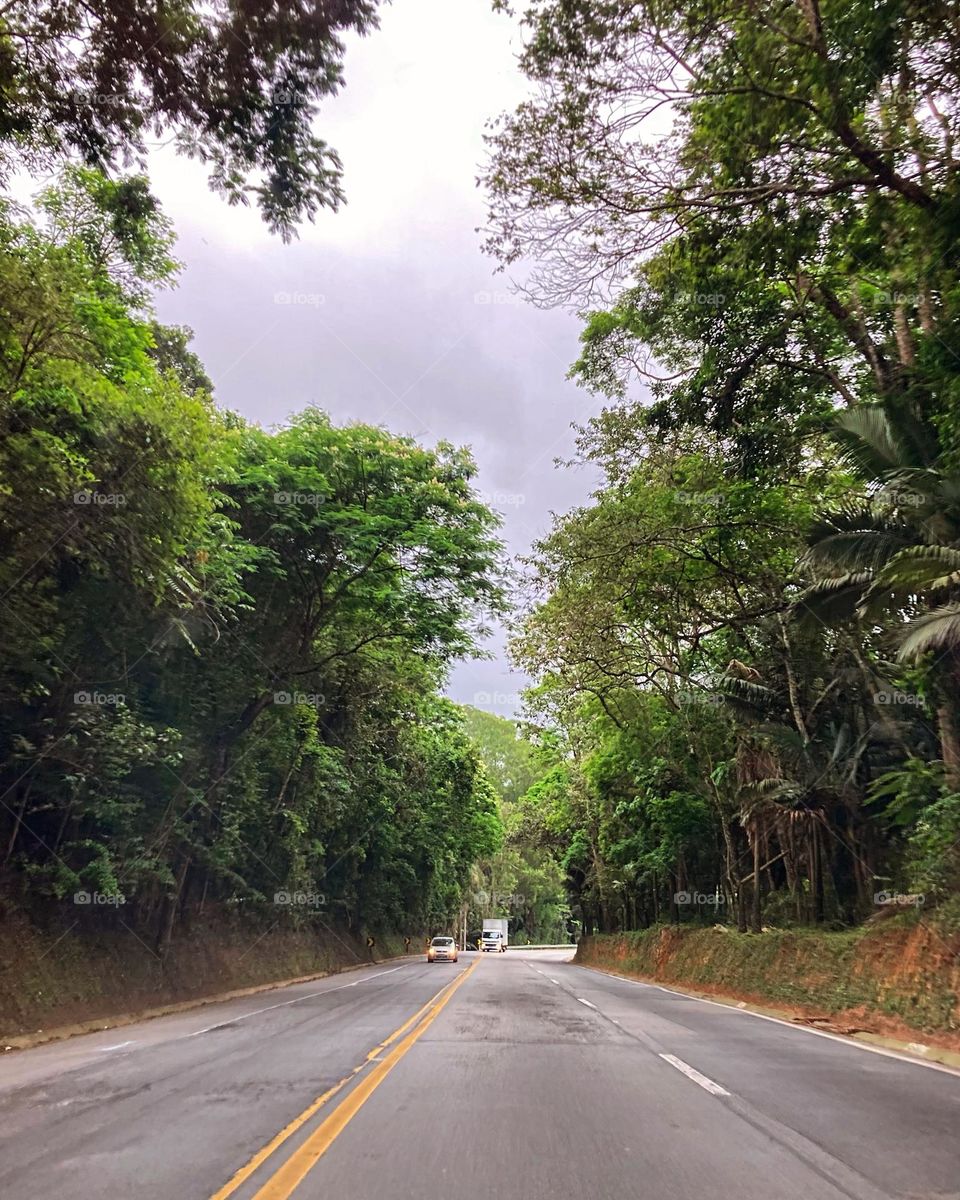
<box><xmin>1</xmin><ymin>948</ymin><xmax>958</xmax><ymax>1200</ymax></box>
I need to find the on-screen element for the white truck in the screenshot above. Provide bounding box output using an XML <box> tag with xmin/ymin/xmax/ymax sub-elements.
<box><xmin>481</xmin><ymin>918</ymin><xmax>508</xmax><ymax>952</ymax></box>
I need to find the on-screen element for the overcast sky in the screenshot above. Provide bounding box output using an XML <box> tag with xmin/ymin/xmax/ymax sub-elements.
<box><xmin>148</xmin><ymin>0</ymin><xmax>602</xmax><ymax>717</ymax></box>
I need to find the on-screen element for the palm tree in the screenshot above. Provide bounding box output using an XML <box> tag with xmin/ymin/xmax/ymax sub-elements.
<box><xmin>718</xmin><ymin>661</ymin><xmax>880</xmax><ymax>925</ymax></box>
<box><xmin>798</xmin><ymin>401</ymin><xmax>960</xmax><ymax>785</ymax></box>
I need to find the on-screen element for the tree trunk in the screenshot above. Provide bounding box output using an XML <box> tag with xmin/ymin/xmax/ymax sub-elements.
<box><xmin>936</xmin><ymin>701</ymin><xmax>960</xmax><ymax>791</ymax></box>
<box><xmin>157</xmin><ymin>852</ymin><xmax>191</xmax><ymax>957</ymax></box>
<box><xmin>812</xmin><ymin>826</ymin><xmax>825</xmax><ymax>923</ymax></box>
<box><xmin>751</xmin><ymin>829</ymin><xmax>762</xmax><ymax>934</ymax></box>
<box><xmin>1</xmin><ymin>784</ymin><xmax>31</xmax><ymax>870</ymax></box>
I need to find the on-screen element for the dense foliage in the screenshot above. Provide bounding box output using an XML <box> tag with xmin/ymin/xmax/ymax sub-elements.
<box><xmin>0</xmin><ymin>0</ymin><xmax>381</xmax><ymax>236</ymax></box>
<box><xmin>485</xmin><ymin>0</ymin><xmax>960</xmax><ymax>933</ymax></box>
<box><xmin>459</xmin><ymin>706</ymin><xmax>570</xmax><ymax>944</ymax></box>
<box><xmin>0</xmin><ymin>169</ymin><xmax>505</xmax><ymax>949</ymax></box>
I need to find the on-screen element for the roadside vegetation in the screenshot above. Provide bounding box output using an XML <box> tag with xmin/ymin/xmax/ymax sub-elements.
<box><xmin>0</xmin><ymin>168</ymin><xmax>505</xmax><ymax>948</ymax></box>
<box><xmin>3</xmin><ymin>0</ymin><xmax>960</xmax><ymax>991</ymax></box>
<box><xmin>483</xmin><ymin>0</ymin><xmax>960</xmax><ymax>936</ymax></box>
<box><xmin>459</xmin><ymin>707</ymin><xmax>570</xmax><ymax>944</ymax></box>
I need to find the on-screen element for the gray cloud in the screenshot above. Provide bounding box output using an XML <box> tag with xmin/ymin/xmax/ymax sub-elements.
<box><xmin>150</xmin><ymin>0</ymin><xmax>601</xmax><ymax>717</ymax></box>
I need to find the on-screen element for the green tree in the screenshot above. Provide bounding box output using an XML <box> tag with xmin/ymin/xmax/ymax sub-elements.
<box><xmin>0</xmin><ymin>168</ymin><xmax>508</xmax><ymax>953</ymax></box>
<box><xmin>0</xmin><ymin>0</ymin><xmax>382</xmax><ymax>235</ymax></box>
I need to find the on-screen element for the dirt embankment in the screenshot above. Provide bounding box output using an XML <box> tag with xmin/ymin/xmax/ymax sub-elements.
<box><xmin>0</xmin><ymin>912</ymin><xmax>418</xmax><ymax>1044</ymax></box>
<box><xmin>576</xmin><ymin>921</ymin><xmax>960</xmax><ymax>1053</ymax></box>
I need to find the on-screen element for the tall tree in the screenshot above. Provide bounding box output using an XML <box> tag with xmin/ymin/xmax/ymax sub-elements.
<box><xmin>0</xmin><ymin>0</ymin><xmax>382</xmax><ymax>235</ymax></box>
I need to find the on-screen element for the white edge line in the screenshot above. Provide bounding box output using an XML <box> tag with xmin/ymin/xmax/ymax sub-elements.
<box><xmin>97</xmin><ymin>1040</ymin><xmax>135</xmax><ymax>1052</ymax></box>
<box><xmin>187</xmin><ymin>964</ymin><xmax>407</xmax><ymax>1036</ymax></box>
<box><xmin>660</xmin><ymin>1053</ymin><xmax>730</xmax><ymax>1096</ymax></box>
<box><xmin>576</xmin><ymin>965</ymin><xmax>960</xmax><ymax>1077</ymax></box>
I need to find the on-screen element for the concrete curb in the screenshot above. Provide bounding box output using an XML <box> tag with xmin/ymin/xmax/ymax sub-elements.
<box><xmin>2</xmin><ymin>953</ymin><xmax>421</xmax><ymax>1054</ymax></box>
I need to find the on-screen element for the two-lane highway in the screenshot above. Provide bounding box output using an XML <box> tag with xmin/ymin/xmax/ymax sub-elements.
<box><xmin>1</xmin><ymin>949</ymin><xmax>958</xmax><ymax>1200</ymax></box>
<box><xmin>0</xmin><ymin>958</ymin><xmax>471</xmax><ymax>1199</ymax></box>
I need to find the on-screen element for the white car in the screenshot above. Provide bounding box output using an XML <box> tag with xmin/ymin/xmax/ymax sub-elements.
<box><xmin>481</xmin><ymin>929</ymin><xmax>506</xmax><ymax>952</ymax></box>
<box><xmin>427</xmin><ymin>936</ymin><xmax>459</xmax><ymax>963</ymax></box>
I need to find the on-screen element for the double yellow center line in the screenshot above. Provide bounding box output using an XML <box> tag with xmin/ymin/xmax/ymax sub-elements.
<box><xmin>210</xmin><ymin>958</ymin><xmax>478</xmax><ymax>1200</ymax></box>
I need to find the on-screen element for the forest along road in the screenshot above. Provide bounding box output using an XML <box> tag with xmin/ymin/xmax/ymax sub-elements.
<box><xmin>0</xmin><ymin>950</ymin><xmax>958</xmax><ymax>1200</ymax></box>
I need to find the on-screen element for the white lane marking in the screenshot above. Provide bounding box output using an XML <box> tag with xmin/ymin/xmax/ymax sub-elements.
<box><xmin>576</xmin><ymin>966</ymin><xmax>960</xmax><ymax>1078</ymax></box>
<box><xmin>660</xmin><ymin>1053</ymin><xmax>730</xmax><ymax>1096</ymax></box>
<box><xmin>97</xmin><ymin>1041</ymin><xmax>135</xmax><ymax>1052</ymax></box>
<box><xmin>577</xmin><ymin>998</ymin><xmax>598</xmax><ymax>1009</ymax></box>
<box><xmin>549</xmin><ymin>979</ymin><xmax>560</xmax><ymax>985</ymax></box>
<box><xmin>187</xmin><ymin>964</ymin><xmax>408</xmax><ymax>1036</ymax></box>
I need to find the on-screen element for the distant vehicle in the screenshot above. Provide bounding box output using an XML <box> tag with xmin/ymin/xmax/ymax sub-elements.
<box><xmin>427</xmin><ymin>935</ymin><xmax>458</xmax><ymax>963</ymax></box>
<box><xmin>481</xmin><ymin>918</ymin><xmax>508</xmax><ymax>952</ymax></box>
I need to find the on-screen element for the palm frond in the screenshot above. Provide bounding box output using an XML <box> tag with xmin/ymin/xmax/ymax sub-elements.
<box><xmin>805</xmin><ymin>508</ymin><xmax>912</xmax><ymax>573</ymax></box>
<box><xmin>808</xmin><ymin>505</ymin><xmax>909</xmax><ymax>538</ymax></box>
<box><xmin>874</xmin><ymin>467</ymin><xmax>939</xmax><ymax>507</ymax></box>
<box><xmin>833</xmin><ymin>405</ymin><xmax>906</xmax><ymax>477</ymax></box>
<box><xmin>715</xmin><ymin>675</ymin><xmax>775</xmax><ymax>709</ymax></box>
<box><xmin>793</xmin><ymin>573</ymin><xmax>871</xmax><ymax>625</ymax></box>
<box><xmin>873</xmin><ymin>545</ymin><xmax>960</xmax><ymax>595</ymax></box>
<box><xmin>896</xmin><ymin>604</ymin><xmax>960</xmax><ymax>661</ymax></box>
